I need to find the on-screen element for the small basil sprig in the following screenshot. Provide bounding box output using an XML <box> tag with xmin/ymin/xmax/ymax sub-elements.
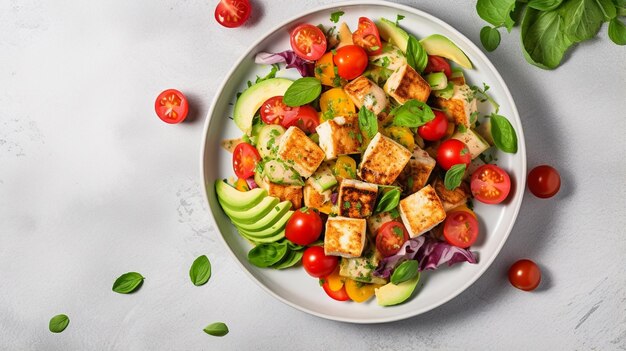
<box><xmin>203</xmin><ymin>322</ymin><xmax>229</xmax><ymax>337</ymax></box>
<box><xmin>391</xmin><ymin>99</ymin><xmax>435</xmax><ymax>128</ymax></box>
<box><xmin>444</xmin><ymin>163</ymin><xmax>467</xmax><ymax>190</ymax></box>
<box><xmin>358</xmin><ymin>107</ymin><xmax>378</xmax><ymax>139</ymax></box>
<box><xmin>283</xmin><ymin>77</ymin><xmax>322</xmax><ymax>107</ymax></box>
<box><xmin>375</xmin><ymin>188</ymin><xmax>401</xmax><ymax>214</ymax></box>
<box><xmin>189</xmin><ymin>255</ymin><xmax>212</xmax><ymax>286</ymax></box>
<box><xmin>405</xmin><ymin>35</ymin><xmax>428</xmax><ymax>72</ymax></box>
<box><xmin>112</xmin><ymin>272</ymin><xmax>144</xmax><ymax>294</ymax></box>
<box><xmin>391</xmin><ymin>260</ymin><xmax>420</xmax><ymax>285</ymax></box>
<box><xmin>49</xmin><ymin>314</ymin><xmax>70</xmax><ymax>333</ymax></box>
<box><xmin>247</xmin><ymin>242</ymin><xmax>288</xmax><ymax>267</ymax></box>
<box><xmin>489</xmin><ymin>113</ymin><xmax>518</xmax><ymax>153</ymax></box>
<box><xmin>330</xmin><ymin>11</ymin><xmax>344</xmax><ymax>23</ymax></box>
<box><xmin>608</xmin><ymin>18</ymin><xmax>626</xmax><ymax>45</ymax></box>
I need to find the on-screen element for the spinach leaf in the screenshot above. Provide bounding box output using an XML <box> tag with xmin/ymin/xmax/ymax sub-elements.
<box><xmin>480</xmin><ymin>26</ymin><xmax>502</xmax><ymax>51</ymax></box>
<box><xmin>203</xmin><ymin>322</ymin><xmax>229</xmax><ymax>337</ymax></box>
<box><xmin>390</xmin><ymin>260</ymin><xmax>419</xmax><ymax>285</ymax></box>
<box><xmin>273</xmin><ymin>250</ymin><xmax>304</xmax><ymax>269</ymax></box>
<box><xmin>189</xmin><ymin>255</ymin><xmax>211</xmax><ymax>286</ymax></box>
<box><xmin>391</xmin><ymin>99</ymin><xmax>435</xmax><ymax>128</ymax></box>
<box><xmin>521</xmin><ymin>7</ymin><xmax>573</xmax><ymax>69</ymax></box>
<box><xmin>560</xmin><ymin>0</ymin><xmax>614</xmax><ymax>42</ymax></box>
<box><xmin>528</xmin><ymin>0</ymin><xmax>565</xmax><ymax>11</ymax></box>
<box><xmin>375</xmin><ymin>188</ymin><xmax>401</xmax><ymax>214</ymax></box>
<box><xmin>112</xmin><ymin>272</ymin><xmax>144</xmax><ymax>294</ymax></box>
<box><xmin>490</xmin><ymin>114</ymin><xmax>518</xmax><ymax>153</ymax></box>
<box><xmin>49</xmin><ymin>314</ymin><xmax>70</xmax><ymax>333</ymax></box>
<box><xmin>444</xmin><ymin>164</ymin><xmax>467</xmax><ymax>190</ymax></box>
<box><xmin>405</xmin><ymin>35</ymin><xmax>428</xmax><ymax>72</ymax></box>
<box><xmin>283</xmin><ymin>77</ymin><xmax>322</xmax><ymax>107</ymax></box>
<box><xmin>358</xmin><ymin>107</ymin><xmax>378</xmax><ymax>138</ymax></box>
<box><xmin>608</xmin><ymin>17</ymin><xmax>626</xmax><ymax>44</ymax></box>
<box><xmin>476</xmin><ymin>0</ymin><xmax>518</xmax><ymax>31</ymax></box>
<box><xmin>247</xmin><ymin>242</ymin><xmax>288</xmax><ymax>267</ymax></box>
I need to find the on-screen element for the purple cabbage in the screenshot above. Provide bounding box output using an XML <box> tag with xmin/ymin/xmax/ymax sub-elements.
<box><xmin>254</xmin><ymin>50</ymin><xmax>315</xmax><ymax>77</ymax></box>
<box><xmin>373</xmin><ymin>236</ymin><xmax>478</xmax><ymax>279</ymax></box>
<box><xmin>330</xmin><ymin>192</ymin><xmax>338</xmax><ymax>205</ymax></box>
<box><xmin>245</xmin><ymin>177</ymin><xmax>258</xmax><ymax>190</ymax></box>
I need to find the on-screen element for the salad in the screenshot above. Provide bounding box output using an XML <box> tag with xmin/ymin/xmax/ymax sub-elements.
<box><xmin>215</xmin><ymin>14</ymin><xmax>518</xmax><ymax>306</ymax></box>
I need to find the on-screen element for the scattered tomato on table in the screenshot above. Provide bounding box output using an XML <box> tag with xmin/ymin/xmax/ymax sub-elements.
<box><xmin>155</xmin><ymin>89</ymin><xmax>189</xmax><ymax>124</ymax></box>
<box><xmin>528</xmin><ymin>165</ymin><xmax>561</xmax><ymax>198</ymax></box>
<box><xmin>508</xmin><ymin>259</ymin><xmax>541</xmax><ymax>291</ymax></box>
<box><xmin>214</xmin><ymin>0</ymin><xmax>251</xmax><ymax>28</ymax></box>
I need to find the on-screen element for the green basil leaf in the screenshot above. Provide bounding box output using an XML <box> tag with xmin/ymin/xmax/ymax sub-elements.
<box><xmin>480</xmin><ymin>26</ymin><xmax>501</xmax><ymax>52</ymax></box>
<box><xmin>490</xmin><ymin>114</ymin><xmax>518</xmax><ymax>153</ymax></box>
<box><xmin>247</xmin><ymin>242</ymin><xmax>288</xmax><ymax>268</ymax></box>
<box><xmin>560</xmin><ymin>0</ymin><xmax>613</xmax><ymax>42</ymax></box>
<box><xmin>358</xmin><ymin>107</ymin><xmax>378</xmax><ymax>139</ymax></box>
<box><xmin>609</xmin><ymin>18</ymin><xmax>626</xmax><ymax>45</ymax></box>
<box><xmin>405</xmin><ymin>35</ymin><xmax>428</xmax><ymax>72</ymax></box>
<box><xmin>330</xmin><ymin>11</ymin><xmax>344</xmax><ymax>23</ymax></box>
<box><xmin>391</xmin><ymin>99</ymin><xmax>435</xmax><ymax>128</ymax></box>
<box><xmin>444</xmin><ymin>164</ymin><xmax>467</xmax><ymax>190</ymax></box>
<box><xmin>49</xmin><ymin>314</ymin><xmax>70</xmax><ymax>333</ymax></box>
<box><xmin>203</xmin><ymin>322</ymin><xmax>229</xmax><ymax>337</ymax></box>
<box><xmin>391</xmin><ymin>260</ymin><xmax>419</xmax><ymax>285</ymax></box>
<box><xmin>375</xmin><ymin>188</ymin><xmax>401</xmax><ymax>214</ymax></box>
<box><xmin>189</xmin><ymin>255</ymin><xmax>212</xmax><ymax>286</ymax></box>
<box><xmin>476</xmin><ymin>0</ymin><xmax>517</xmax><ymax>31</ymax></box>
<box><xmin>528</xmin><ymin>0</ymin><xmax>565</xmax><ymax>11</ymax></box>
<box><xmin>112</xmin><ymin>272</ymin><xmax>144</xmax><ymax>294</ymax></box>
<box><xmin>520</xmin><ymin>7</ymin><xmax>573</xmax><ymax>69</ymax></box>
<box><xmin>283</xmin><ymin>77</ymin><xmax>322</xmax><ymax>107</ymax></box>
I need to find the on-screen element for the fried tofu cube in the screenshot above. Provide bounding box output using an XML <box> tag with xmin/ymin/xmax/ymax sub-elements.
<box><xmin>398</xmin><ymin>185</ymin><xmax>446</xmax><ymax>238</ymax></box>
<box><xmin>432</xmin><ymin>84</ymin><xmax>477</xmax><ymax>128</ymax></box>
<box><xmin>339</xmin><ymin>246</ymin><xmax>388</xmax><ymax>284</ymax></box>
<box><xmin>358</xmin><ymin>132</ymin><xmax>412</xmax><ymax>185</ymax></box>
<box><xmin>264</xmin><ymin>181</ymin><xmax>303</xmax><ymax>209</ymax></box>
<box><xmin>337</xmin><ymin>179</ymin><xmax>378</xmax><ymax>218</ymax></box>
<box><xmin>432</xmin><ymin>177</ymin><xmax>470</xmax><ymax>212</ymax></box>
<box><xmin>384</xmin><ymin>63</ymin><xmax>431</xmax><ymax>104</ymax></box>
<box><xmin>343</xmin><ymin>76</ymin><xmax>389</xmax><ymax>115</ymax></box>
<box><xmin>303</xmin><ymin>178</ymin><xmax>332</xmax><ymax>210</ymax></box>
<box><xmin>366</xmin><ymin>210</ymin><xmax>400</xmax><ymax>239</ymax></box>
<box><xmin>324</xmin><ymin>216</ymin><xmax>367</xmax><ymax>258</ymax></box>
<box><xmin>316</xmin><ymin>115</ymin><xmax>362</xmax><ymax>160</ymax></box>
<box><xmin>277</xmin><ymin>126</ymin><xmax>325</xmax><ymax>178</ymax></box>
<box><xmin>397</xmin><ymin>146</ymin><xmax>436</xmax><ymax>195</ymax></box>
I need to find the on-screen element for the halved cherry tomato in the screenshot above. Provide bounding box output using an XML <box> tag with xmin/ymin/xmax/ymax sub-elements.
<box><xmin>508</xmin><ymin>259</ymin><xmax>541</xmax><ymax>291</ymax></box>
<box><xmin>344</xmin><ymin>279</ymin><xmax>380</xmax><ymax>303</ymax></box>
<box><xmin>324</xmin><ymin>266</ymin><xmax>346</xmax><ymax>292</ymax></box>
<box><xmin>424</xmin><ymin>55</ymin><xmax>452</xmax><ymax>78</ymax></box>
<box><xmin>333</xmin><ymin>45</ymin><xmax>368</xmax><ymax>80</ymax></box>
<box><xmin>319</xmin><ymin>88</ymin><xmax>356</xmax><ymax>121</ymax></box>
<box><xmin>471</xmin><ymin>164</ymin><xmax>511</xmax><ymax>204</ymax></box>
<box><xmin>234</xmin><ymin>178</ymin><xmax>249</xmax><ymax>191</ymax></box>
<box><xmin>333</xmin><ymin>155</ymin><xmax>357</xmax><ymax>183</ymax></box>
<box><xmin>320</xmin><ymin>277</ymin><xmax>350</xmax><ymax>301</ymax></box>
<box><xmin>314</xmin><ymin>52</ymin><xmax>345</xmax><ymax>87</ymax></box>
<box><xmin>155</xmin><ymin>89</ymin><xmax>189</xmax><ymax>124</ymax></box>
<box><xmin>290</xmin><ymin>24</ymin><xmax>327</xmax><ymax>61</ymax></box>
<box><xmin>436</xmin><ymin>139</ymin><xmax>471</xmax><ymax>170</ymax></box>
<box><xmin>352</xmin><ymin>17</ymin><xmax>383</xmax><ymax>56</ymax></box>
<box><xmin>443</xmin><ymin>211</ymin><xmax>479</xmax><ymax>248</ymax></box>
<box><xmin>259</xmin><ymin>96</ymin><xmax>297</xmax><ymax>125</ymax></box>
<box><xmin>232</xmin><ymin>142</ymin><xmax>260</xmax><ymax>179</ymax></box>
<box><xmin>302</xmin><ymin>246</ymin><xmax>338</xmax><ymax>278</ymax></box>
<box><xmin>282</xmin><ymin>105</ymin><xmax>319</xmax><ymax>134</ymax></box>
<box><xmin>527</xmin><ymin>165</ymin><xmax>561</xmax><ymax>198</ymax></box>
<box><xmin>449</xmin><ymin>205</ymin><xmax>477</xmax><ymax>219</ymax></box>
<box><xmin>418</xmin><ymin>110</ymin><xmax>448</xmax><ymax>141</ymax></box>
<box><xmin>376</xmin><ymin>221</ymin><xmax>409</xmax><ymax>257</ymax></box>
<box><xmin>214</xmin><ymin>0</ymin><xmax>251</xmax><ymax>28</ymax></box>
<box><xmin>285</xmin><ymin>208</ymin><xmax>323</xmax><ymax>246</ymax></box>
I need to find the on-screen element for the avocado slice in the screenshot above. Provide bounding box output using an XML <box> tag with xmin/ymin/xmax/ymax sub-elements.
<box><xmin>233</xmin><ymin>78</ymin><xmax>293</xmax><ymax>135</ymax></box>
<box><xmin>375</xmin><ymin>273</ymin><xmax>420</xmax><ymax>306</ymax></box>
<box><xmin>235</xmin><ymin>201</ymin><xmax>292</xmax><ymax>231</ymax></box>
<box><xmin>419</xmin><ymin>34</ymin><xmax>473</xmax><ymax>69</ymax></box>
<box><xmin>240</xmin><ymin>228</ymin><xmax>286</xmax><ymax>244</ymax></box>
<box><xmin>222</xmin><ymin>196</ymin><xmax>280</xmax><ymax>224</ymax></box>
<box><xmin>236</xmin><ymin>210</ymin><xmax>293</xmax><ymax>239</ymax></box>
<box><xmin>376</xmin><ymin>18</ymin><xmax>409</xmax><ymax>52</ymax></box>
<box><xmin>215</xmin><ymin>180</ymin><xmax>267</xmax><ymax>211</ymax></box>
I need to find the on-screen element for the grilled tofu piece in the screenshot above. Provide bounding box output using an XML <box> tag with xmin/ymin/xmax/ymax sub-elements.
<box><xmin>339</xmin><ymin>246</ymin><xmax>388</xmax><ymax>284</ymax></box>
<box><xmin>303</xmin><ymin>178</ymin><xmax>332</xmax><ymax>210</ymax></box>
<box><xmin>451</xmin><ymin>128</ymin><xmax>490</xmax><ymax>160</ymax></box>
<box><xmin>358</xmin><ymin>132</ymin><xmax>412</xmax><ymax>185</ymax></box>
<box><xmin>324</xmin><ymin>216</ymin><xmax>367</xmax><ymax>258</ymax></box>
<box><xmin>366</xmin><ymin>210</ymin><xmax>400</xmax><ymax>239</ymax></box>
<box><xmin>432</xmin><ymin>177</ymin><xmax>470</xmax><ymax>211</ymax></box>
<box><xmin>383</xmin><ymin>63</ymin><xmax>431</xmax><ymax>104</ymax></box>
<box><xmin>263</xmin><ymin>181</ymin><xmax>303</xmax><ymax>209</ymax></box>
<box><xmin>316</xmin><ymin>115</ymin><xmax>362</xmax><ymax>160</ymax></box>
<box><xmin>277</xmin><ymin>126</ymin><xmax>325</xmax><ymax>178</ymax></box>
<box><xmin>432</xmin><ymin>83</ymin><xmax>477</xmax><ymax>128</ymax></box>
<box><xmin>398</xmin><ymin>185</ymin><xmax>446</xmax><ymax>238</ymax></box>
<box><xmin>343</xmin><ymin>76</ymin><xmax>389</xmax><ymax>115</ymax></box>
<box><xmin>338</xmin><ymin>179</ymin><xmax>378</xmax><ymax>218</ymax></box>
<box><xmin>397</xmin><ymin>146</ymin><xmax>436</xmax><ymax>195</ymax></box>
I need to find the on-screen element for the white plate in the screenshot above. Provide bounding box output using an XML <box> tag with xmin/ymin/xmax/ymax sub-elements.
<box><xmin>201</xmin><ymin>0</ymin><xmax>526</xmax><ymax>323</ymax></box>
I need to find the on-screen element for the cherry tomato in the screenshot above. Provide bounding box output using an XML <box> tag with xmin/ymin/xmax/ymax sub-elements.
<box><xmin>302</xmin><ymin>246</ymin><xmax>338</xmax><ymax>278</ymax></box>
<box><xmin>528</xmin><ymin>165</ymin><xmax>561</xmax><ymax>198</ymax></box>
<box><xmin>285</xmin><ymin>208</ymin><xmax>323</xmax><ymax>246</ymax></box>
<box><xmin>259</xmin><ymin>96</ymin><xmax>296</xmax><ymax>125</ymax></box>
<box><xmin>418</xmin><ymin>110</ymin><xmax>448</xmax><ymax>141</ymax></box>
<box><xmin>290</xmin><ymin>24</ymin><xmax>327</xmax><ymax>61</ymax></box>
<box><xmin>214</xmin><ymin>0</ymin><xmax>251</xmax><ymax>28</ymax></box>
<box><xmin>281</xmin><ymin>105</ymin><xmax>320</xmax><ymax>134</ymax></box>
<box><xmin>155</xmin><ymin>89</ymin><xmax>189</xmax><ymax>124</ymax></box>
<box><xmin>424</xmin><ymin>55</ymin><xmax>452</xmax><ymax>78</ymax></box>
<box><xmin>436</xmin><ymin>139</ymin><xmax>471</xmax><ymax>170</ymax></box>
<box><xmin>232</xmin><ymin>142</ymin><xmax>261</xmax><ymax>179</ymax></box>
<box><xmin>471</xmin><ymin>165</ymin><xmax>512</xmax><ymax>204</ymax></box>
<box><xmin>508</xmin><ymin>259</ymin><xmax>541</xmax><ymax>291</ymax></box>
<box><xmin>376</xmin><ymin>221</ymin><xmax>409</xmax><ymax>257</ymax></box>
<box><xmin>352</xmin><ymin>17</ymin><xmax>383</xmax><ymax>56</ymax></box>
<box><xmin>333</xmin><ymin>45</ymin><xmax>368</xmax><ymax>80</ymax></box>
<box><xmin>443</xmin><ymin>211</ymin><xmax>479</xmax><ymax>248</ymax></box>
<box><xmin>320</xmin><ymin>277</ymin><xmax>350</xmax><ymax>301</ymax></box>
<box><xmin>344</xmin><ymin>279</ymin><xmax>380</xmax><ymax>303</ymax></box>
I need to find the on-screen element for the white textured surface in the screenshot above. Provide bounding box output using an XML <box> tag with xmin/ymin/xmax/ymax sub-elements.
<box><xmin>1</xmin><ymin>0</ymin><xmax>625</xmax><ymax>349</ymax></box>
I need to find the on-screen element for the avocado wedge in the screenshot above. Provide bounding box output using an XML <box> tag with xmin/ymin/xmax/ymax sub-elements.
<box><xmin>222</xmin><ymin>197</ymin><xmax>280</xmax><ymax>225</ymax></box>
<box><xmin>235</xmin><ymin>201</ymin><xmax>292</xmax><ymax>231</ymax></box>
<box><xmin>215</xmin><ymin>180</ymin><xmax>267</xmax><ymax>211</ymax></box>
<box><xmin>236</xmin><ymin>210</ymin><xmax>294</xmax><ymax>239</ymax></box>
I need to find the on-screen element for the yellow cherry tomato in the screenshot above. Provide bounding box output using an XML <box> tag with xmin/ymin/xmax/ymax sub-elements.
<box><xmin>344</xmin><ymin>279</ymin><xmax>382</xmax><ymax>303</ymax></box>
<box><xmin>314</xmin><ymin>52</ymin><xmax>345</xmax><ymax>87</ymax></box>
<box><xmin>234</xmin><ymin>178</ymin><xmax>249</xmax><ymax>191</ymax></box>
<box><xmin>319</xmin><ymin>88</ymin><xmax>356</xmax><ymax>121</ymax></box>
<box><xmin>449</xmin><ymin>204</ymin><xmax>477</xmax><ymax>219</ymax></box>
<box><xmin>325</xmin><ymin>266</ymin><xmax>346</xmax><ymax>292</ymax></box>
<box><xmin>384</xmin><ymin>126</ymin><xmax>415</xmax><ymax>151</ymax></box>
<box><xmin>333</xmin><ymin>156</ymin><xmax>357</xmax><ymax>183</ymax></box>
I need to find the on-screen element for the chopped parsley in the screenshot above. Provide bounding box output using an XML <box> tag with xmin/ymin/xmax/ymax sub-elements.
<box><xmin>395</xmin><ymin>14</ymin><xmax>405</xmax><ymax>26</ymax></box>
<box><xmin>343</xmin><ymin>201</ymin><xmax>351</xmax><ymax>209</ymax></box>
<box><xmin>330</xmin><ymin>11</ymin><xmax>344</xmax><ymax>23</ymax></box>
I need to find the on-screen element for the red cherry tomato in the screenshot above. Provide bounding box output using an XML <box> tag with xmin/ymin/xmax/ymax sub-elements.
<box><xmin>259</xmin><ymin>96</ymin><xmax>297</xmax><ymax>125</ymax></box>
<box><xmin>443</xmin><ymin>211</ymin><xmax>479</xmax><ymax>248</ymax></box>
<box><xmin>528</xmin><ymin>165</ymin><xmax>561</xmax><ymax>198</ymax></box>
<box><xmin>302</xmin><ymin>246</ymin><xmax>338</xmax><ymax>278</ymax></box>
<box><xmin>232</xmin><ymin>142</ymin><xmax>260</xmax><ymax>179</ymax></box>
<box><xmin>290</xmin><ymin>24</ymin><xmax>327</xmax><ymax>61</ymax></box>
<box><xmin>508</xmin><ymin>259</ymin><xmax>541</xmax><ymax>291</ymax></box>
<box><xmin>352</xmin><ymin>17</ymin><xmax>383</xmax><ymax>56</ymax></box>
<box><xmin>471</xmin><ymin>165</ymin><xmax>512</xmax><ymax>204</ymax></box>
<box><xmin>214</xmin><ymin>0</ymin><xmax>251</xmax><ymax>28</ymax></box>
<box><xmin>418</xmin><ymin>110</ymin><xmax>448</xmax><ymax>141</ymax></box>
<box><xmin>376</xmin><ymin>221</ymin><xmax>409</xmax><ymax>257</ymax></box>
<box><xmin>155</xmin><ymin>89</ymin><xmax>189</xmax><ymax>124</ymax></box>
<box><xmin>320</xmin><ymin>277</ymin><xmax>350</xmax><ymax>301</ymax></box>
<box><xmin>424</xmin><ymin>55</ymin><xmax>452</xmax><ymax>78</ymax></box>
<box><xmin>281</xmin><ymin>105</ymin><xmax>320</xmax><ymax>134</ymax></box>
<box><xmin>285</xmin><ymin>208</ymin><xmax>323</xmax><ymax>246</ymax></box>
<box><xmin>436</xmin><ymin>139</ymin><xmax>471</xmax><ymax>170</ymax></box>
<box><xmin>333</xmin><ymin>45</ymin><xmax>368</xmax><ymax>80</ymax></box>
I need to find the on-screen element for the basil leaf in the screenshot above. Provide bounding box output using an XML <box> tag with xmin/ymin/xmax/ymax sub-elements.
<box><xmin>247</xmin><ymin>242</ymin><xmax>288</xmax><ymax>267</ymax></box>
<box><xmin>49</xmin><ymin>314</ymin><xmax>70</xmax><ymax>333</ymax></box>
<box><xmin>561</xmin><ymin>0</ymin><xmax>614</xmax><ymax>42</ymax></box>
<box><xmin>203</xmin><ymin>322</ymin><xmax>229</xmax><ymax>337</ymax></box>
<box><xmin>189</xmin><ymin>255</ymin><xmax>212</xmax><ymax>286</ymax></box>
<box><xmin>112</xmin><ymin>272</ymin><xmax>144</xmax><ymax>294</ymax></box>
<box><xmin>521</xmin><ymin>8</ymin><xmax>573</xmax><ymax>69</ymax></box>
<box><xmin>490</xmin><ymin>114</ymin><xmax>518</xmax><ymax>153</ymax></box>
<box><xmin>609</xmin><ymin>18</ymin><xmax>626</xmax><ymax>45</ymax></box>
<box><xmin>405</xmin><ymin>35</ymin><xmax>428</xmax><ymax>72</ymax></box>
<box><xmin>330</xmin><ymin>11</ymin><xmax>344</xmax><ymax>23</ymax></box>
<box><xmin>391</xmin><ymin>260</ymin><xmax>419</xmax><ymax>285</ymax></box>
<box><xmin>391</xmin><ymin>99</ymin><xmax>435</xmax><ymax>128</ymax></box>
<box><xmin>476</xmin><ymin>0</ymin><xmax>517</xmax><ymax>31</ymax></box>
<box><xmin>358</xmin><ymin>107</ymin><xmax>378</xmax><ymax>139</ymax></box>
<box><xmin>480</xmin><ymin>26</ymin><xmax>501</xmax><ymax>52</ymax></box>
<box><xmin>283</xmin><ymin>77</ymin><xmax>322</xmax><ymax>107</ymax></box>
<box><xmin>444</xmin><ymin>164</ymin><xmax>467</xmax><ymax>190</ymax></box>
<box><xmin>528</xmin><ymin>0</ymin><xmax>565</xmax><ymax>11</ymax></box>
<box><xmin>375</xmin><ymin>188</ymin><xmax>401</xmax><ymax>214</ymax></box>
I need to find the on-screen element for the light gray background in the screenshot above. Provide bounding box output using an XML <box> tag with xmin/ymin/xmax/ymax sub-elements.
<box><xmin>1</xmin><ymin>0</ymin><xmax>625</xmax><ymax>350</ymax></box>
